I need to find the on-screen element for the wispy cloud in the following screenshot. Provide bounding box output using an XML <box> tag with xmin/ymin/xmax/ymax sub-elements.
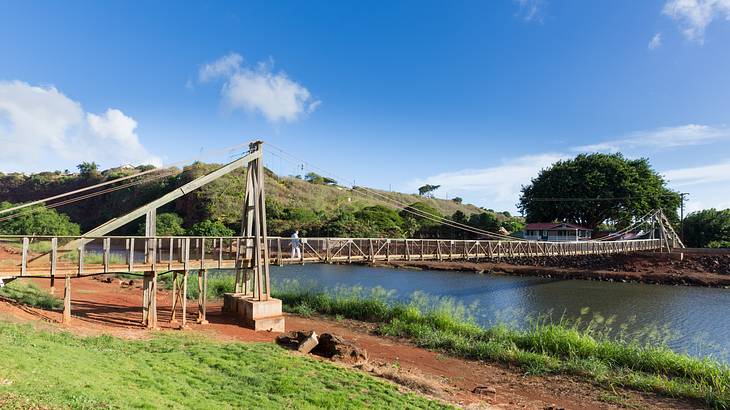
<box><xmin>199</xmin><ymin>52</ymin><xmax>320</xmax><ymax>123</ymax></box>
<box><xmin>408</xmin><ymin>153</ymin><xmax>567</xmax><ymax>208</ymax></box>
<box><xmin>573</xmin><ymin>124</ymin><xmax>730</xmax><ymax>153</ymax></box>
<box><xmin>514</xmin><ymin>0</ymin><xmax>547</xmax><ymax>23</ymax></box>
<box><xmin>0</xmin><ymin>80</ymin><xmax>161</xmax><ymax>173</ymax></box>
<box><xmin>662</xmin><ymin>160</ymin><xmax>730</xmax><ymax>186</ymax></box>
<box><xmin>662</xmin><ymin>0</ymin><xmax>730</xmax><ymax>43</ymax></box>
<box><xmin>648</xmin><ymin>32</ymin><xmax>663</xmax><ymax>49</ymax></box>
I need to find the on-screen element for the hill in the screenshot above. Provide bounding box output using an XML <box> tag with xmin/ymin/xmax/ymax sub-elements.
<box><xmin>0</xmin><ymin>163</ymin><xmax>523</xmax><ymax>238</ymax></box>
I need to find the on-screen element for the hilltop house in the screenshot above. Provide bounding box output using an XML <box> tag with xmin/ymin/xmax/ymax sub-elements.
<box><xmin>523</xmin><ymin>222</ymin><xmax>592</xmax><ymax>242</ymax></box>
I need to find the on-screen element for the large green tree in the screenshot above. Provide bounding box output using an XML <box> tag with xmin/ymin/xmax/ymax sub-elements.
<box><xmin>518</xmin><ymin>153</ymin><xmax>680</xmax><ymax>231</ymax></box>
<box><xmin>683</xmin><ymin>208</ymin><xmax>730</xmax><ymax>248</ymax></box>
<box><xmin>0</xmin><ymin>202</ymin><xmax>80</xmax><ymax>236</ymax></box>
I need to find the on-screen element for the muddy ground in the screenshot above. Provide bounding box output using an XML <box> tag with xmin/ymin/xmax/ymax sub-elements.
<box><xmin>0</xmin><ymin>275</ymin><xmax>707</xmax><ymax>410</ymax></box>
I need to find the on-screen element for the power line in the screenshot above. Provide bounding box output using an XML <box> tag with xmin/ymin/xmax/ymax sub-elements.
<box><xmin>265</xmin><ymin>145</ymin><xmax>523</xmax><ymax>241</ymax></box>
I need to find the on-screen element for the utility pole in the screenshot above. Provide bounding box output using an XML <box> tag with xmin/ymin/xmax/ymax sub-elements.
<box><xmin>679</xmin><ymin>192</ymin><xmax>689</xmax><ymax>242</ymax></box>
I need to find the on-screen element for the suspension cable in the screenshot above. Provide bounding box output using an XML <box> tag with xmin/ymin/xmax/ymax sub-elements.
<box><xmin>264</xmin><ymin>145</ymin><xmax>524</xmax><ymax>241</ymax></box>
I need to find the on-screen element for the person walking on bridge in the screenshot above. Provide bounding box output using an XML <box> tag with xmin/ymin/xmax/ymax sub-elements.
<box><xmin>291</xmin><ymin>230</ymin><xmax>302</xmax><ymax>259</ymax></box>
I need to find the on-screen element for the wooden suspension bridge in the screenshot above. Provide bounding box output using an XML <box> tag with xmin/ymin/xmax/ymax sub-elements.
<box><xmin>0</xmin><ymin>140</ymin><xmax>684</xmax><ymax>331</ymax></box>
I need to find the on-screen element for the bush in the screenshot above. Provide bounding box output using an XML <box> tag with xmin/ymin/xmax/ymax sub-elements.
<box><xmin>187</xmin><ymin>219</ymin><xmax>235</xmax><ymax>237</ymax></box>
<box><xmin>0</xmin><ymin>202</ymin><xmax>80</xmax><ymax>236</ymax></box>
<box><xmin>137</xmin><ymin>212</ymin><xmax>186</xmax><ymax>236</ymax></box>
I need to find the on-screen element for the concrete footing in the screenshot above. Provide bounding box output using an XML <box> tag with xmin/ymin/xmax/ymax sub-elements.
<box><xmin>223</xmin><ymin>293</ymin><xmax>285</xmax><ymax>332</ymax></box>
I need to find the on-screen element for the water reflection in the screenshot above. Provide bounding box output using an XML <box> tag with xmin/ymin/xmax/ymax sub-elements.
<box><xmin>271</xmin><ymin>264</ymin><xmax>730</xmax><ymax>362</ymax></box>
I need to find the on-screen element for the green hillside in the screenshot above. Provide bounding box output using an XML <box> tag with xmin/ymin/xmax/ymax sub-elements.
<box><xmin>0</xmin><ymin>163</ymin><xmax>523</xmax><ymax>238</ymax></box>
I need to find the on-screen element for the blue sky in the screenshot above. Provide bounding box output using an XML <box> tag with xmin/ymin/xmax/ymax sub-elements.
<box><xmin>1</xmin><ymin>1</ymin><xmax>730</xmax><ymax>214</ymax></box>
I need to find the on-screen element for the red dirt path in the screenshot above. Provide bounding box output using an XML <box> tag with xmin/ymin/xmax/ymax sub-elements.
<box><xmin>0</xmin><ymin>276</ymin><xmax>704</xmax><ymax>410</ymax></box>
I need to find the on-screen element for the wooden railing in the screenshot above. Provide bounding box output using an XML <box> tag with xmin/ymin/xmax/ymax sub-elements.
<box><xmin>0</xmin><ymin>235</ymin><xmax>664</xmax><ymax>278</ymax></box>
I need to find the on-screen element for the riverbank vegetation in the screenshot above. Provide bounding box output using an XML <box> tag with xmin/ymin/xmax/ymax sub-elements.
<box><xmin>273</xmin><ymin>283</ymin><xmax>729</xmax><ymax>409</ymax></box>
<box><xmin>0</xmin><ymin>321</ymin><xmax>447</xmax><ymax>409</ymax></box>
<box><xmin>684</xmin><ymin>208</ymin><xmax>730</xmax><ymax>248</ymax></box>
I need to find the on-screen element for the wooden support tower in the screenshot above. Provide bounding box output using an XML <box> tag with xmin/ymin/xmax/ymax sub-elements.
<box><xmin>224</xmin><ymin>141</ymin><xmax>285</xmax><ymax>332</ymax></box>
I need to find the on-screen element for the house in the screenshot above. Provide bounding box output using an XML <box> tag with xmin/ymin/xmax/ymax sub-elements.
<box><xmin>523</xmin><ymin>222</ymin><xmax>592</xmax><ymax>242</ymax></box>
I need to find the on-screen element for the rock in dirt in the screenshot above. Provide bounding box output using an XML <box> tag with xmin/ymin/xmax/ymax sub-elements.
<box><xmin>472</xmin><ymin>386</ymin><xmax>496</xmax><ymax>398</ymax></box>
<box><xmin>276</xmin><ymin>330</ymin><xmax>316</xmax><ymax>350</ymax></box>
<box><xmin>311</xmin><ymin>333</ymin><xmax>368</xmax><ymax>365</ymax></box>
<box><xmin>297</xmin><ymin>331</ymin><xmax>319</xmax><ymax>353</ymax></box>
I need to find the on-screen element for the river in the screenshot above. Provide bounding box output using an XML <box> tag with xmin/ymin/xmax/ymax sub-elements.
<box><xmin>270</xmin><ymin>264</ymin><xmax>730</xmax><ymax>362</ymax></box>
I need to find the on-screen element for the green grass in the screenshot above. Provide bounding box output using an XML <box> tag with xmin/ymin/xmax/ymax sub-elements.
<box><xmin>273</xmin><ymin>284</ymin><xmax>730</xmax><ymax>409</ymax></box>
<box><xmin>0</xmin><ymin>281</ymin><xmax>61</xmax><ymax>310</ymax></box>
<box><xmin>0</xmin><ymin>321</ymin><xmax>448</xmax><ymax>409</ymax></box>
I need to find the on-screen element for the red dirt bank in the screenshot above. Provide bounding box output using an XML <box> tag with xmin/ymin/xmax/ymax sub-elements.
<box><xmin>370</xmin><ymin>251</ymin><xmax>730</xmax><ymax>287</ymax></box>
<box><xmin>0</xmin><ymin>276</ymin><xmax>705</xmax><ymax>410</ymax></box>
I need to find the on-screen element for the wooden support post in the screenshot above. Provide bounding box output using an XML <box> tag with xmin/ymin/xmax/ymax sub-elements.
<box><xmin>128</xmin><ymin>237</ymin><xmax>135</xmax><ymax>272</ymax></box>
<box><xmin>386</xmin><ymin>240</ymin><xmax>391</xmax><ymax>261</ymax></box>
<box><xmin>406</xmin><ymin>240</ymin><xmax>411</xmax><ymax>261</ymax></box>
<box><xmin>277</xmin><ymin>237</ymin><xmax>283</xmax><ymax>266</ymax></box>
<box><xmin>449</xmin><ymin>241</ymin><xmax>454</xmax><ymax>260</ymax></box>
<box><xmin>62</xmin><ymin>275</ymin><xmax>71</xmax><ymax>324</ymax></box>
<box><xmin>103</xmin><ymin>237</ymin><xmax>110</xmax><ymax>273</ymax></box>
<box><xmin>420</xmin><ymin>240</ymin><xmax>424</xmax><ymax>260</ymax></box>
<box><xmin>147</xmin><ymin>271</ymin><xmax>158</xmax><ymax>329</ymax></box>
<box><xmin>348</xmin><ymin>240</ymin><xmax>352</xmax><ymax>263</ymax></box>
<box><xmin>369</xmin><ymin>239</ymin><xmax>374</xmax><ymax>262</ymax></box>
<box><xmin>182</xmin><ymin>270</ymin><xmax>188</xmax><ymax>328</ymax></box>
<box><xmin>218</xmin><ymin>238</ymin><xmax>223</xmax><ymax>269</ymax></box>
<box><xmin>142</xmin><ymin>272</ymin><xmax>150</xmax><ymax>325</ymax></box>
<box><xmin>20</xmin><ymin>237</ymin><xmax>28</xmax><ymax>276</ymax></box>
<box><xmin>197</xmin><ymin>269</ymin><xmax>208</xmax><ymax>324</ymax></box>
<box><xmin>170</xmin><ymin>271</ymin><xmax>179</xmax><ymax>323</ymax></box>
<box><xmin>78</xmin><ymin>241</ymin><xmax>84</xmax><ymax>276</ymax></box>
<box><xmin>325</xmin><ymin>238</ymin><xmax>331</xmax><ymax>263</ymax></box>
<box><xmin>50</xmin><ymin>238</ymin><xmax>57</xmax><ymax>294</ymax></box>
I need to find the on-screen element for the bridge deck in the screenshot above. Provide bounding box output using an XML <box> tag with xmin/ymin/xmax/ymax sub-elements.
<box><xmin>0</xmin><ymin>235</ymin><xmax>663</xmax><ymax>279</ymax></box>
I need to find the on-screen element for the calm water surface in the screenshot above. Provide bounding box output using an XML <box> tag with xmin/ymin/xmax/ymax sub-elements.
<box><xmin>270</xmin><ymin>264</ymin><xmax>730</xmax><ymax>361</ymax></box>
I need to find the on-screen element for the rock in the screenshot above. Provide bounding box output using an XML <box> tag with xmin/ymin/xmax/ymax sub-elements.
<box><xmin>472</xmin><ymin>385</ymin><xmax>496</xmax><ymax>397</ymax></box>
<box><xmin>297</xmin><ymin>331</ymin><xmax>319</xmax><ymax>354</ymax></box>
<box><xmin>311</xmin><ymin>333</ymin><xmax>368</xmax><ymax>365</ymax></box>
<box><xmin>276</xmin><ymin>330</ymin><xmax>315</xmax><ymax>350</ymax></box>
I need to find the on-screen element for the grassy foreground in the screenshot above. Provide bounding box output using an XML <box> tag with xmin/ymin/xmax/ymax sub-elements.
<box><xmin>273</xmin><ymin>285</ymin><xmax>730</xmax><ymax>409</ymax></box>
<box><xmin>0</xmin><ymin>321</ymin><xmax>447</xmax><ymax>409</ymax></box>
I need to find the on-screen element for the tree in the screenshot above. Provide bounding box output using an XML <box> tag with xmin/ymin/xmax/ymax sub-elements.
<box><xmin>187</xmin><ymin>219</ymin><xmax>235</xmax><ymax>237</ymax></box>
<box><xmin>0</xmin><ymin>202</ymin><xmax>80</xmax><ymax>236</ymax></box>
<box><xmin>355</xmin><ymin>205</ymin><xmax>404</xmax><ymax>237</ymax></box>
<box><xmin>304</xmin><ymin>172</ymin><xmax>337</xmax><ymax>185</ymax></box>
<box><xmin>451</xmin><ymin>197</ymin><xmax>463</xmax><ymax>204</ymax></box>
<box><xmin>683</xmin><ymin>208</ymin><xmax>730</xmax><ymax>248</ymax></box>
<box><xmin>418</xmin><ymin>184</ymin><xmax>440</xmax><ymax>197</ymax></box>
<box><xmin>400</xmin><ymin>202</ymin><xmax>442</xmax><ymax>238</ymax></box>
<box><xmin>137</xmin><ymin>212</ymin><xmax>186</xmax><ymax>236</ymax></box>
<box><xmin>468</xmin><ymin>212</ymin><xmax>499</xmax><ymax>232</ymax></box>
<box><xmin>77</xmin><ymin>162</ymin><xmax>100</xmax><ymax>179</ymax></box>
<box><xmin>518</xmin><ymin>153</ymin><xmax>680</xmax><ymax>231</ymax></box>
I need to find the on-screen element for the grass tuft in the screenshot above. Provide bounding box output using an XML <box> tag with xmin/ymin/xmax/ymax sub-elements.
<box><xmin>0</xmin><ymin>281</ymin><xmax>62</xmax><ymax>310</ymax></box>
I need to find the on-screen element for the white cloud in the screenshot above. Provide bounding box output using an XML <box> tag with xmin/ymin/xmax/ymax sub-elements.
<box><xmin>199</xmin><ymin>53</ymin><xmax>244</xmax><ymax>82</ymax></box>
<box><xmin>0</xmin><ymin>80</ymin><xmax>161</xmax><ymax>173</ymax></box>
<box><xmin>515</xmin><ymin>0</ymin><xmax>547</xmax><ymax>22</ymax></box>
<box><xmin>649</xmin><ymin>32</ymin><xmax>663</xmax><ymax>49</ymax></box>
<box><xmin>199</xmin><ymin>52</ymin><xmax>320</xmax><ymax>123</ymax></box>
<box><xmin>573</xmin><ymin>124</ymin><xmax>730</xmax><ymax>153</ymax></box>
<box><xmin>408</xmin><ymin>153</ymin><xmax>567</xmax><ymax>211</ymax></box>
<box><xmin>662</xmin><ymin>0</ymin><xmax>730</xmax><ymax>42</ymax></box>
<box><xmin>662</xmin><ymin>160</ymin><xmax>730</xmax><ymax>186</ymax></box>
